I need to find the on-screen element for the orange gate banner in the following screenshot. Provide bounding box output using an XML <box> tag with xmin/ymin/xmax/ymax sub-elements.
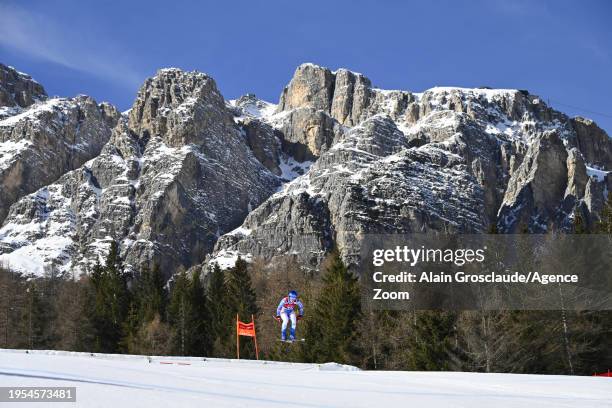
<box><xmin>237</xmin><ymin>321</ymin><xmax>256</xmax><ymax>337</ymax></box>
<box><xmin>236</xmin><ymin>314</ymin><xmax>259</xmax><ymax>360</ymax></box>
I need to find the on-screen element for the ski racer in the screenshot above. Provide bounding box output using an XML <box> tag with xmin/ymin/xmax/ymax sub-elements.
<box><xmin>275</xmin><ymin>290</ymin><xmax>304</xmax><ymax>341</ymax></box>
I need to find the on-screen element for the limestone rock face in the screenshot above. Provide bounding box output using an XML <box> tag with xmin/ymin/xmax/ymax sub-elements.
<box><xmin>278</xmin><ymin>63</ymin><xmax>415</xmax><ymax>127</ymax></box>
<box><xmin>498</xmin><ymin>132</ymin><xmax>568</xmax><ymax>232</ymax></box>
<box><xmin>330</xmin><ymin>69</ymin><xmax>372</xmax><ymax>126</ymax></box>
<box><xmin>209</xmin><ymin>115</ymin><xmax>487</xmax><ymax>269</ymax></box>
<box><xmin>274</xmin><ymin>64</ymin><xmax>415</xmax><ymax>161</ymax></box>
<box><xmin>1</xmin><ymin>62</ymin><xmax>611</xmax><ymax>277</ymax></box>
<box><xmin>275</xmin><ymin>107</ymin><xmax>342</xmax><ymax>161</ymax></box>
<box><xmin>0</xmin><ymin>69</ymin><xmax>280</xmax><ymax>276</ymax></box>
<box><xmin>584</xmin><ymin>178</ymin><xmax>606</xmax><ymax>221</ymax></box>
<box><xmin>240</xmin><ymin>118</ymin><xmax>282</xmax><ymax>175</ymax></box>
<box><xmin>128</xmin><ymin>68</ymin><xmax>236</xmax><ymax>148</ymax></box>
<box><xmin>565</xmin><ymin>148</ymin><xmax>588</xmax><ymax>199</ymax></box>
<box><xmin>571</xmin><ymin>117</ymin><xmax>612</xmax><ymax>168</ymax></box>
<box><xmin>209</xmin><ymin>66</ymin><xmax>612</xmax><ymax>271</ymax></box>
<box><xmin>0</xmin><ymin>95</ymin><xmax>119</xmax><ymax>224</ymax></box>
<box><xmin>278</xmin><ymin>64</ymin><xmax>335</xmax><ymax>112</ymax></box>
<box><xmin>0</xmin><ymin>63</ymin><xmax>47</xmax><ymax>113</ymax></box>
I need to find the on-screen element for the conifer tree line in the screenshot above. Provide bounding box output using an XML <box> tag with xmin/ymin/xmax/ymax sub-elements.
<box><xmin>0</xmin><ymin>242</ymin><xmax>258</xmax><ymax>358</ymax></box>
<box><xmin>0</xmin><ymin>196</ymin><xmax>611</xmax><ymax>374</ymax></box>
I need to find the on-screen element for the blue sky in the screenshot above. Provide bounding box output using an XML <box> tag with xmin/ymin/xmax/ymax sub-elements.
<box><xmin>1</xmin><ymin>0</ymin><xmax>611</xmax><ymax>133</ymax></box>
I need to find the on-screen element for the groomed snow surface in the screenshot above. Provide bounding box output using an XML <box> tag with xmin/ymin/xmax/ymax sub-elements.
<box><xmin>0</xmin><ymin>350</ymin><xmax>610</xmax><ymax>408</ymax></box>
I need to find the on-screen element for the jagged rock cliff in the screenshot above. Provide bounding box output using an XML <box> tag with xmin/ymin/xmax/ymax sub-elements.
<box><xmin>0</xmin><ymin>63</ymin><xmax>47</xmax><ymax>115</ymax></box>
<box><xmin>0</xmin><ymin>68</ymin><xmax>280</xmax><ymax>276</ymax></box>
<box><xmin>208</xmin><ymin>63</ymin><xmax>612</xmax><ymax>270</ymax></box>
<box><xmin>0</xmin><ymin>68</ymin><xmax>119</xmax><ymax>225</ymax></box>
<box><xmin>0</xmin><ymin>62</ymin><xmax>610</xmax><ymax>277</ymax></box>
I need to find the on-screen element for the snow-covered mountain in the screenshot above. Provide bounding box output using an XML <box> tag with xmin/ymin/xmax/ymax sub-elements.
<box><xmin>0</xmin><ymin>68</ymin><xmax>279</xmax><ymax>276</ymax></box>
<box><xmin>0</xmin><ymin>62</ymin><xmax>610</xmax><ymax>276</ymax></box>
<box><xmin>0</xmin><ymin>64</ymin><xmax>119</xmax><ymax>226</ymax></box>
<box><xmin>209</xmin><ymin>63</ymin><xmax>612</xmax><ymax>270</ymax></box>
<box><xmin>0</xmin><ymin>63</ymin><xmax>47</xmax><ymax>118</ymax></box>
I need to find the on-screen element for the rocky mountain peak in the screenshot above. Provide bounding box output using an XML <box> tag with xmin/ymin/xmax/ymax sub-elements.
<box><xmin>128</xmin><ymin>68</ymin><xmax>235</xmax><ymax>147</ymax></box>
<box><xmin>277</xmin><ymin>63</ymin><xmax>379</xmax><ymax>126</ymax></box>
<box><xmin>571</xmin><ymin>116</ymin><xmax>612</xmax><ymax>168</ymax></box>
<box><xmin>206</xmin><ymin>63</ymin><xmax>612</xmax><ymax>271</ymax></box>
<box><xmin>230</xmin><ymin>94</ymin><xmax>276</xmax><ymax>119</ymax></box>
<box><xmin>0</xmin><ymin>65</ymin><xmax>281</xmax><ymax>276</ymax></box>
<box><xmin>278</xmin><ymin>63</ymin><xmax>336</xmax><ymax>112</ymax></box>
<box><xmin>1</xmin><ymin>62</ymin><xmax>611</xmax><ymax>277</ymax></box>
<box><xmin>0</xmin><ymin>63</ymin><xmax>47</xmax><ymax>111</ymax></box>
<box><xmin>0</xmin><ymin>78</ymin><xmax>120</xmax><ymax>226</ymax></box>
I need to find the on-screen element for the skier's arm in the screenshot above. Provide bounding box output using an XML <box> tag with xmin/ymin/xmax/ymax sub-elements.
<box><xmin>276</xmin><ymin>298</ymin><xmax>285</xmax><ymax>316</ymax></box>
<box><xmin>297</xmin><ymin>300</ymin><xmax>304</xmax><ymax>316</ymax></box>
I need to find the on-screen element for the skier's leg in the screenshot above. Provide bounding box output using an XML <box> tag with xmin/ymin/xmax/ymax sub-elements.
<box><xmin>280</xmin><ymin>313</ymin><xmax>289</xmax><ymax>340</ymax></box>
<box><xmin>289</xmin><ymin>312</ymin><xmax>297</xmax><ymax>340</ymax></box>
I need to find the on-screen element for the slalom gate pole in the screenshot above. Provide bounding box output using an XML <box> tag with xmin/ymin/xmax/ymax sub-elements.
<box><xmin>236</xmin><ymin>313</ymin><xmax>240</xmax><ymax>360</ymax></box>
<box><xmin>252</xmin><ymin>314</ymin><xmax>259</xmax><ymax>360</ymax></box>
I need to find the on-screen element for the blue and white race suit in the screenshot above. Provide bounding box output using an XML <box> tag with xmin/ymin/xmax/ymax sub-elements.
<box><xmin>276</xmin><ymin>296</ymin><xmax>304</xmax><ymax>340</ymax></box>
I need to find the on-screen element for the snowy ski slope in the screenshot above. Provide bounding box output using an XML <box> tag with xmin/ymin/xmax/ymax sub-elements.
<box><xmin>0</xmin><ymin>349</ymin><xmax>610</xmax><ymax>407</ymax></box>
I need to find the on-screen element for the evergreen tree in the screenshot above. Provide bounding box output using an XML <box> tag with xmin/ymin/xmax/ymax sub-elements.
<box><xmin>87</xmin><ymin>262</ymin><xmax>104</xmax><ymax>351</ymax></box>
<box><xmin>15</xmin><ymin>281</ymin><xmax>49</xmax><ymax>349</ymax></box>
<box><xmin>304</xmin><ymin>252</ymin><xmax>361</xmax><ymax>365</ymax></box>
<box><xmin>105</xmin><ymin>242</ymin><xmax>130</xmax><ymax>351</ymax></box>
<box><xmin>406</xmin><ymin>311</ymin><xmax>457</xmax><ymax>370</ymax></box>
<box><xmin>224</xmin><ymin>258</ymin><xmax>258</xmax><ymax>359</ymax></box>
<box><xmin>189</xmin><ymin>269</ymin><xmax>212</xmax><ymax>355</ymax></box>
<box><xmin>87</xmin><ymin>242</ymin><xmax>129</xmax><ymax>353</ymax></box>
<box><xmin>137</xmin><ymin>264</ymin><xmax>168</xmax><ymax>323</ymax></box>
<box><xmin>225</xmin><ymin>257</ymin><xmax>258</xmax><ymax>319</ymax></box>
<box><xmin>208</xmin><ymin>263</ymin><xmax>231</xmax><ymax>344</ymax></box>
<box><xmin>168</xmin><ymin>271</ymin><xmax>191</xmax><ymax>355</ymax></box>
<box><xmin>597</xmin><ymin>192</ymin><xmax>612</xmax><ymax>233</ymax></box>
<box><xmin>123</xmin><ymin>264</ymin><xmax>169</xmax><ymax>353</ymax></box>
<box><xmin>168</xmin><ymin>270</ymin><xmax>211</xmax><ymax>356</ymax></box>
